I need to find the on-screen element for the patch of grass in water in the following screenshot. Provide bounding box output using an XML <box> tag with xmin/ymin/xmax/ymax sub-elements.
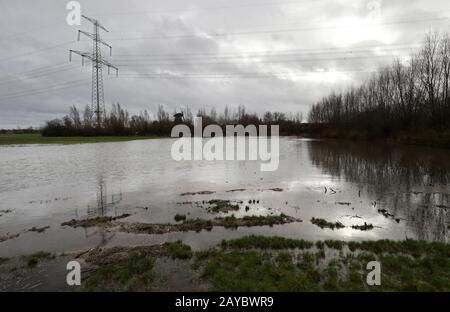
<box><xmin>351</xmin><ymin>223</ymin><xmax>374</xmax><ymax>231</ymax></box>
<box><xmin>61</xmin><ymin>213</ymin><xmax>131</xmax><ymax>228</ymax></box>
<box><xmin>195</xmin><ymin>236</ymin><xmax>450</xmax><ymax>291</ymax></box>
<box><xmin>218</xmin><ymin>214</ymin><xmax>298</xmax><ymax>229</ymax></box>
<box><xmin>194</xmin><ymin>248</ymin><xmax>335</xmax><ymax>291</ymax></box>
<box><xmin>311</xmin><ymin>217</ymin><xmax>345</xmax><ymax>230</ymax></box>
<box><xmin>174</xmin><ymin>214</ymin><xmax>187</xmax><ymax>222</ymax></box>
<box><xmin>163</xmin><ymin>241</ymin><xmax>193</xmax><ymax>259</ymax></box>
<box><xmin>28</xmin><ymin>226</ymin><xmax>50</xmax><ymax>233</ymax></box>
<box><xmin>183</xmin><ymin>218</ymin><xmax>214</xmax><ymax>230</ymax></box>
<box><xmin>316</xmin><ymin>241</ymin><xmax>325</xmax><ymax>249</ymax></box>
<box><xmin>73</xmin><ymin>236</ymin><xmax>450</xmax><ymax>292</ymax></box>
<box><xmin>21</xmin><ymin>251</ymin><xmax>54</xmax><ymax>267</ymax></box>
<box><xmin>79</xmin><ymin>252</ymin><xmax>155</xmax><ymax>292</ymax></box>
<box><xmin>0</xmin><ymin>257</ymin><xmax>9</xmax><ymax>265</ymax></box>
<box><xmin>324</xmin><ymin>240</ymin><xmax>345</xmax><ymax>250</ymax></box>
<box><xmin>207</xmin><ymin>200</ymin><xmax>239</xmax><ymax>213</ymax></box>
<box><xmin>0</xmin><ymin>209</ymin><xmax>12</xmax><ymax>217</ymax></box>
<box><xmin>194</xmin><ymin>249</ymin><xmax>313</xmax><ymax>291</ymax></box>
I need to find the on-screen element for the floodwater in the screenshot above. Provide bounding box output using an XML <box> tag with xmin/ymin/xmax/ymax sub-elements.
<box><xmin>0</xmin><ymin>137</ymin><xmax>449</xmax><ymax>257</ymax></box>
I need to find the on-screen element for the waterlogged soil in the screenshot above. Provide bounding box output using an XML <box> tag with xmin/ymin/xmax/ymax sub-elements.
<box><xmin>1</xmin><ymin>236</ymin><xmax>448</xmax><ymax>291</ymax></box>
<box><xmin>61</xmin><ymin>214</ymin><xmax>131</xmax><ymax>228</ymax></box>
<box><xmin>0</xmin><ymin>138</ymin><xmax>449</xmax><ymax>260</ymax></box>
<box><xmin>60</xmin><ymin>214</ymin><xmax>301</xmax><ymax>234</ymax></box>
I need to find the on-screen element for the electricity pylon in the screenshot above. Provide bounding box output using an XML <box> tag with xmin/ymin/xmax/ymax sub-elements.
<box><xmin>69</xmin><ymin>15</ymin><xmax>118</xmax><ymax>128</ymax></box>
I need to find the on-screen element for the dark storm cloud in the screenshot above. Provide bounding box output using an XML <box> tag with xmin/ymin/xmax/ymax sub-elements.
<box><xmin>0</xmin><ymin>0</ymin><xmax>449</xmax><ymax>127</ymax></box>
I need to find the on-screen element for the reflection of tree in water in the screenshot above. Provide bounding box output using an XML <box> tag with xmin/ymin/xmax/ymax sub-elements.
<box><xmin>307</xmin><ymin>140</ymin><xmax>450</xmax><ymax>242</ymax></box>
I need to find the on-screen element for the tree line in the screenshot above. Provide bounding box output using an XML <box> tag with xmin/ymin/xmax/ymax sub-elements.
<box><xmin>308</xmin><ymin>31</ymin><xmax>450</xmax><ymax>136</ymax></box>
<box><xmin>42</xmin><ymin>103</ymin><xmax>305</xmax><ymax>136</ymax></box>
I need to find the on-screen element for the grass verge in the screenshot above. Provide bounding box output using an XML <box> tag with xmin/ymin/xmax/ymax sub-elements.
<box><xmin>0</xmin><ymin>133</ymin><xmax>165</xmax><ymax>146</ymax></box>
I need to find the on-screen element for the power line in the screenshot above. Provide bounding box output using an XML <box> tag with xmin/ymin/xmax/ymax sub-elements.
<box><xmin>0</xmin><ymin>40</ymin><xmax>76</xmax><ymax>63</ymax></box>
<box><xmin>0</xmin><ymin>14</ymin><xmax>441</xmax><ymax>64</ymax></box>
<box><xmin>105</xmin><ymin>16</ymin><xmax>450</xmax><ymax>41</ymax></box>
<box><xmin>0</xmin><ymin>62</ymin><xmax>71</xmax><ymax>77</ymax></box>
<box><xmin>69</xmin><ymin>15</ymin><xmax>118</xmax><ymax>128</ymax></box>
<box><xmin>0</xmin><ymin>40</ymin><xmax>413</xmax><ymax>91</ymax></box>
<box><xmin>0</xmin><ymin>64</ymin><xmax>77</xmax><ymax>86</ymax></box>
<box><xmin>0</xmin><ymin>79</ymin><xmax>89</xmax><ymax>101</ymax></box>
<box><xmin>116</xmin><ymin>68</ymin><xmax>380</xmax><ymax>79</ymax></box>
<box><xmin>0</xmin><ymin>43</ymin><xmax>414</xmax><ymax>84</ymax></box>
<box><xmin>111</xmin><ymin>43</ymin><xmax>420</xmax><ymax>59</ymax></box>
<box><xmin>0</xmin><ymin>22</ymin><xmax>63</xmax><ymax>40</ymax></box>
<box><xmin>113</xmin><ymin>54</ymin><xmax>406</xmax><ymax>67</ymax></box>
<box><xmin>93</xmin><ymin>0</ymin><xmax>325</xmax><ymax>17</ymax></box>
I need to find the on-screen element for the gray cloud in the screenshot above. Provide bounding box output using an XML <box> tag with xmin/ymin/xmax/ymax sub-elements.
<box><xmin>1</xmin><ymin>0</ymin><xmax>450</xmax><ymax>128</ymax></box>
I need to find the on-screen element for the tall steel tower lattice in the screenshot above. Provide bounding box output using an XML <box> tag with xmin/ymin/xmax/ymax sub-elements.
<box><xmin>69</xmin><ymin>15</ymin><xmax>118</xmax><ymax>128</ymax></box>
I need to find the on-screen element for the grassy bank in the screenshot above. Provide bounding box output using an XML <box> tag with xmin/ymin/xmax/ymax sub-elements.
<box><xmin>300</xmin><ymin>125</ymin><xmax>450</xmax><ymax>149</ymax></box>
<box><xmin>3</xmin><ymin>129</ymin><xmax>449</xmax><ymax>149</ymax></box>
<box><xmin>0</xmin><ymin>133</ymin><xmax>166</xmax><ymax>145</ymax></box>
<box><xmin>76</xmin><ymin>236</ymin><xmax>450</xmax><ymax>292</ymax></box>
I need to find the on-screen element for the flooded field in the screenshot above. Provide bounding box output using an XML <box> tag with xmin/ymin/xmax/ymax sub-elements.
<box><xmin>0</xmin><ymin>137</ymin><xmax>449</xmax><ymax>258</ymax></box>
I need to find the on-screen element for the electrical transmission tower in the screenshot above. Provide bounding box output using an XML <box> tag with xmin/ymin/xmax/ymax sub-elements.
<box><xmin>69</xmin><ymin>15</ymin><xmax>118</xmax><ymax>128</ymax></box>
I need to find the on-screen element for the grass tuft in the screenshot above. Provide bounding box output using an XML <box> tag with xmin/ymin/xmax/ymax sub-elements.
<box><xmin>164</xmin><ymin>241</ymin><xmax>193</xmax><ymax>259</ymax></box>
<box><xmin>311</xmin><ymin>217</ymin><xmax>345</xmax><ymax>230</ymax></box>
<box><xmin>174</xmin><ymin>214</ymin><xmax>187</xmax><ymax>222</ymax></box>
<box><xmin>21</xmin><ymin>251</ymin><xmax>54</xmax><ymax>267</ymax></box>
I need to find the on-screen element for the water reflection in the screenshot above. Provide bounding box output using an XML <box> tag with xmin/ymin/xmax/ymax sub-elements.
<box><xmin>1</xmin><ymin>138</ymin><xmax>449</xmax><ymax>258</ymax></box>
<box><xmin>83</xmin><ymin>176</ymin><xmax>124</xmax><ymax>246</ymax></box>
<box><xmin>307</xmin><ymin>140</ymin><xmax>450</xmax><ymax>242</ymax></box>
<box><xmin>87</xmin><ymin>175</ymin><xmax>123</xmax><ymax>218</ymax></box>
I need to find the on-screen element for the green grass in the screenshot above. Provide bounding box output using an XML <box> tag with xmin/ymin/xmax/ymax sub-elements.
<box><xmin>78</xmin><ymin>253</ymin><xmax>156</xmax><ymax>292</ymax></box>
<box><xmin>207</xmin><ymin>200</ymin><xmax>239</xmax><ymax>213</ymax></box>
<box><xmin>164</xmin><ymin>240</ymin><xmax>193</xmax><ymax>259</ymax></box>
<box><xmin>194</xmin><ymin>236</ymin><xmax>450</xmax><ymax>291</ymax></box>
<box><xmin>324</xmin><ymin>240</ymin><xmax>345</xmax><ymax>250</ymax></box>
<box><xmin>21</xmin><ymin>251</ymin><xmax>54</xmax><ymax>267</ymax></box>
<box><xmin>179</xmin><ymin>214</ymin><xmax>297</xmax><ymax>231</ymax></box>
<box><xmin>311</xmin><ymin>217</ymin><xmax>345</xmax><ymax>230</ymax></box>
<box><xmin>194</xmin><ymin>249</ymin><xmax>349</xmax><ymax>291</ymax></box>
<box><xmin>0</xmin><ymin>133</ymin><xmax>165</xmax><ymax>145</ymax></box>
<box><xmin>347</xmin><ymin>239</ymin><xmax>450</xmax><ymax>258</ymax></box>
<box><xmin>73</xmin><ymin>236</ymin><xmax>449</xmax><ymax>291</ymax></box>
<box><xmin>218</xmin><ymin>214</ymin><xmax>296</xmax><ymax>229</ymax></box>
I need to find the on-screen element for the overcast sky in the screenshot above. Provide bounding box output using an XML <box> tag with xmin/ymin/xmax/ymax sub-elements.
<box><xmin>0</xmin><ymin>0</ymin><xmax>449</xmax><ymax>128</ymax></box>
